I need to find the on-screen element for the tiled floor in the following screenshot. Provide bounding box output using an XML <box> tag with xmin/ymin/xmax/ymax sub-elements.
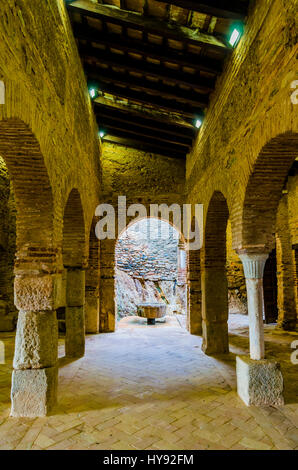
<box><xmin>0</xmin><ymin>314</ymin><xmax>297</xmax><ymax>450</ymax></box>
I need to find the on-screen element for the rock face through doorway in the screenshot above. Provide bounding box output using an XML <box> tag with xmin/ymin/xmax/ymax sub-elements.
<box><xmin>115</xmin><ymin>218</ymin><xmax>187</xmax><ymax>319</ymax></box>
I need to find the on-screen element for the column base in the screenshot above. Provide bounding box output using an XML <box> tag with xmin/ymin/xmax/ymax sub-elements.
<box><xmin>11</xmin><ymin>366</ymin><xmax>58</xmax><ymax>417</ymax></box>
<box><xmin>65</xmin><ymin>306</ymin><xmax>85</xmax><ymax>357</ymax></box>
<box><xmin>236</xmin><ymin>355</ymin><xmax>284</xmax><ymax>406</ymax></box>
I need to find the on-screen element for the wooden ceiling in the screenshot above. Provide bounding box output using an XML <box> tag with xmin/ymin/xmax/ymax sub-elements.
<box><xmin>66</xmin><ymin>0</ymin><xmax>249</xmax><ymax>159</ymax></box>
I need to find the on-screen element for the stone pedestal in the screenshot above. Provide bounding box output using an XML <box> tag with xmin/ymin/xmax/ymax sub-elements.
<box><xmin>11</xmin><ymin>366</ymin><xmax>58</xmax><ymax>417</ymax></box>
<box><xmin>236</xmin><ymin>356</ymin><xmax>284</xmax><ymax>406</ymax></box>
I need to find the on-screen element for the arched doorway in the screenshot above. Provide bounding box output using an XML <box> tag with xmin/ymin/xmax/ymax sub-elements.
<box><xmin>115</xmin><ymin>217</ymin><xmax>187</xmax><ymax>329</ymax></box>
<box><xmin>202</xmin><ymin>191</ymin><xmax>229</xmax><ymax>355</ymax></box>
<box><xmin>62</xmin><ymin>188</ymin><xmax>86</xmax><ymax>358</ymax></box>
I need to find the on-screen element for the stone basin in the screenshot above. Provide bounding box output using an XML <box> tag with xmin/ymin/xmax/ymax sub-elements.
<box><xmin>137</xmin><ymin>302</ymin><xmax>167</xmax><ymax>325</ymax></box>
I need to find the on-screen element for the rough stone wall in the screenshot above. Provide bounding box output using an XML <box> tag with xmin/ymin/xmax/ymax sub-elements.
<box><xmin>115</xmin><ymin>218</ymin><xmax>186</xmax><ymax>317</ymax></box>
<box><xmin>116</xmin><ymin>220</ymin><xmax>179</xmax><ymax>281</ymax></box>
<box><xmin>186</xmin><ymin>0</ymin><xmax>298</xmax><ymax>252</ymax></box>
<box><xmin>100</xmin><ymin>142</ymin><xmax>186</xmax><ymax>330</ymax></box>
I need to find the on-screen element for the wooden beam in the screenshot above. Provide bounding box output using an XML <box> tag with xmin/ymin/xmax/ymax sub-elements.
<box><xmin>102</xmin><ymin>135</ymin><xmax>187</xmax><ymax>159</ymax></box>
<box><xmin>80</xmin><ymin>45</ymin><xmax>216</xmax><ymax>91</ymax></box>
<box><xmin>72</xmin><ymin>24</ymin><xmax>223</xmax><ymax>75</ymax></box>
<box><xmin>103</xmin><ymin>125</ymin><xmax>189</xmax><ymax>151</ymax></box>
<box><xmin>158</xmin><ymin>0</ymin><xmax>248</xmax><ymax>19</ymax></box>
<box><xmin>95</xmin><ymin>115</ymin><xmax>193</xmax><ymax>148</ymax></box>
<box><xmin>67</xmin><ymin>0</ymin><xmax>229</xmax><ymax>52</ymax></box>
<box><xmin>93</xmin><ymin>99</ymin><xmax>195</xmax><ymax>139</ymax></box>
<box><xmin>91</xmin><ymin>82</ymin><xmax>203</xmax><ymax>117</ymax></box>
<box><xmin>85</xmin><ymin>65</ymin><xmax>210</xmax><ymax>108</ymax></box>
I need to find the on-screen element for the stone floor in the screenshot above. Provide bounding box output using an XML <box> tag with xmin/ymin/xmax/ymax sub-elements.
<box><xmin>0</xmin><ymin>314</ymin><xmax>297</xmax><ymax>450</ymax></box>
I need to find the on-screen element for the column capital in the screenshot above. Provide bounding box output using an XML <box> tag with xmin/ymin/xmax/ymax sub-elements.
<box><xmin>239</xmin><ymin>253</ymin><xmax>269</xmax><ymax>279</ymax></box>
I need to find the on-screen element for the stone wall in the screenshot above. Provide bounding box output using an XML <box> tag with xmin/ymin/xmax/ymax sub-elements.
<box><xmin>115</xmin><ymin>218</ymin><xmax>186</xmax><ymax>318</ymax></box>
<box><xmin>116</xmin><ymin>219</ymin><xmax>179</xmax><ymax>281</ymax></box>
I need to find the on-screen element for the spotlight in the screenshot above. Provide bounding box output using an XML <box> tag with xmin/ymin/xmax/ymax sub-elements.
<box><xmin>89</xmin><ymin>88</ymin><xmax>97</xmax><ymax>99</ymax></box>
<box><xmin>195</xmin><ymin>119</ymin><xmax>202</xmax><ymax>129</ymax></box>
<box><xmin>229</xmin><ymin>28</ymin><xmax>241</xmax><ymax>47</ymax></box>
<box><xmin>99</xmin><ymin>130</ymin><xmax>105</xmax><ymax>139</ymax></box>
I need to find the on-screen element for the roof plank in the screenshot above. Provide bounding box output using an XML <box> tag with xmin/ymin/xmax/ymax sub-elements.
<box><xmin>157</xmin><ymin>0</ymin><xmax>249</xmax><ymax>20</ymax></box>
<box><xmin>72</xmin><ymin>24</ymin><xmax>223</xmax><ymax>74</ymax></box>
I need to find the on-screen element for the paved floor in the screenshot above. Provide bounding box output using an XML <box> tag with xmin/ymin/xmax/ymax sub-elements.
<box><xmin>0</xmin><ymin>314</ymin><xmax>297</xmax><ymax>450</ymax></box>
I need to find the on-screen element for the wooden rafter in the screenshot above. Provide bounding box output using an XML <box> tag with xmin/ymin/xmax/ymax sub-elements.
<box><xmin>158</xmin><ymin>0</ymin><xmax>249</xmax><ymax>20</ymax></box>
<box><xmin>72</xmin><ymin>24</ymin><xmax>223</xmax><ymax>75</ymax></box>
<box><xmin>67</xmin><ymin>0</ymin><xmax>229</xmax><ymax>52</ymax></box>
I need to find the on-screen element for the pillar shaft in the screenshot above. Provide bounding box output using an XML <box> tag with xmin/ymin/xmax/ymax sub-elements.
<box><xmin>246</xmin><ymin>278</ymin><xmax>265</xmax><ymax>360</ymax></box>
<box><xmin>99</xmin><ymin>239</ymin><xmax>115</xmax><ymax>332</ymax></box>
<box><xmin>201</xmin><ymin>266</ymin><xmax>229</xmax><ymax>354</ymax></box>
<box><xmin>65</xmin><ymin>268</ymin><xmax>85</xmax><ymax>357</ymax></box>
<box><xmin>187</xmin><ymin>249</ymin><xmax>202</xmax><ymax>335</ymax></box>
<box><xmin>11</xmin><ymin>269</ymin><xmax>61</xmax><ymax>417</ymax></box>
<box><xmin>239</xmin><ymin>253</ymin><xmax>268</xmax><ymax>360</ymax></box>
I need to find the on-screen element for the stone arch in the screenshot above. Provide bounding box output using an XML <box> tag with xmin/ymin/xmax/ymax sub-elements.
<box><xmin>62</xmin><ymin>188</ymin><xmax>86</xmax><ymax>358</ymax></box>
<box><xmin>240</xmin><ymin>132</ymin><xmax>298</xmax><ymax>252</ymax></box>
<box><xmin>0</xmin><ymin>118</ymin><xmax>54</xmax><ymax>259</ymax></box>
<box><xmin>202</xmin><ymin>191</ymin><xmax>229</xmax><ymax>355</ymax></box>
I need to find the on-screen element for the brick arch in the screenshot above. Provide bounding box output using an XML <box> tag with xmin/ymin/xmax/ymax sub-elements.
<box><xmin>0</xmin><ymin>118</ymin><xmax>54</xmax><ymax>263</ymax></box>
<box><xmin>240</xmin><ymin>132</ymin><xmax>298</xmax><ymax>252</ymax></box>
<box><xmin>204</xmin><ymin>191</ymin><xmax>229</xmax><ymax>268</ymax></box>
<box><xmin>62</xmin><ymin>188</ymin><xmax>86</xmax><ymax>268</ymax></box>
<box><xmin>202</xmin><ymin>191</ymin><xmax>229</xmax><ymax>355</ymax></box>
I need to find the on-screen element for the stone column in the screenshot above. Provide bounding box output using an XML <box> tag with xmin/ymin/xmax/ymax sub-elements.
<box><xmin>11</xmin><ymin>272</ymin><xmax>62</xmax><ymax>417</ymax></box>
<box><xmin>99</xmin><ymin>239</ymin><xmax>116</xmax><ymax>332</ymax></box>
<box><xmin>187</xmin><ymin>249</ymin><xmax>202</xmax><ymax>335</ymax></box>
<box><xmin>236</xmin><ymin>252</ymin><xmax>284</xmax><ymax>406</ymax></box>
<box><xmin>201</xmin><ymin>241</ymin><xmax>229</xmax><ymax>355</ymax></box>
<box><xmin>65</xmin><ymin>268</ymin><xmax>85</xmax><ymax>357</ymax></box>
<box><xmin>239</xmin><ymin>253</ymin><xmax>268</xmax><ymax>360</ymax></box>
